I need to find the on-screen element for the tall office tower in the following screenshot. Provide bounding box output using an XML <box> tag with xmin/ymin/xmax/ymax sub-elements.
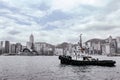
<box><xmin>5</xmin><ymin>41</ymin><xmax>10</xmax><ymax>53</ymax></box>
<box><xmin>0</xmin><ymin>41</ymin><xmax>3</xmax><ymax>54</ymax></box>
<box><xmin>30</xmin><ymin>34</ymin><xmax>34</xmax><ymax>43</ymax></box>
<box><xmin>26</xmin><ymin>34</ymin><xmax>35</xmax><ymax>50</ymax></box>
<box><xmin>30</xmin><ymin>34</ymin><xmax>35</xmax><ymax>50</ymax></box>
<box><xmin>10</xmin><ymin>44</ymin><xmax>16</xmax><ymax>53</ymax></box>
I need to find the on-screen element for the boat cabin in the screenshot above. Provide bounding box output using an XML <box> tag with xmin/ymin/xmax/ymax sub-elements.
<box><xmin>83</xmin><ymin>56</ymin><xmax>98</xmax><ymax>61</ymax></box>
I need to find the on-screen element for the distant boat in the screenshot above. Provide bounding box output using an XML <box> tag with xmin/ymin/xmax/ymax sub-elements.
<box><xmin>58</xmin><ymin>34</ymin><xmax>116</xmax><ymax>67</ymax></box>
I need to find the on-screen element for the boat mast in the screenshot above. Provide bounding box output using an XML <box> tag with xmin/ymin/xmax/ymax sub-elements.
<box><xmin>75</xmin><ymin>34</ymin><xmax>83</xmax><ymax>60</ymax></box>
<box><xmin>79</xmin><ymin>34</ymin><xmax>82</xmax><ymax>49</ymax></box>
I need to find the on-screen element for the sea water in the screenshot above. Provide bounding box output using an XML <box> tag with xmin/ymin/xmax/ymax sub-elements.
<box><xmin>0</xmin><ymin>56</ymin><xmax>120</xmax><ymax>80</ymax></box>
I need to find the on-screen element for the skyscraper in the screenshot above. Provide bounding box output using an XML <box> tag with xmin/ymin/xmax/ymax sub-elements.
<box><xmin>0</xmin><ymin>41</ymin><xmax>3</xmax><ymax>54</ymax></box>
<box><xmin>30</xmin><ymin>34</ymin><xmax>34</xmax><ymax>43</ymax></box>
<box><xmin>5</xmin><ymin>41</ymin><xmax>10</xmax><ymax>53</ymax></box>
<box><xmin>26</xmin><ymin>34</ymin><xmax>35</xmax><ymax>50</ymax></box>
<box><xmin>10</xmin><ymin>44</ymin><xmax>16</xmax><ymax>53</ymax></box>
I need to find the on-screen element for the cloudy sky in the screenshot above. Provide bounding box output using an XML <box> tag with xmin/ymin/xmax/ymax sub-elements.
<box><xmin>0</xmin><ymin>0</ymin><xmax>120</xmax><ymax>45</ymax></box>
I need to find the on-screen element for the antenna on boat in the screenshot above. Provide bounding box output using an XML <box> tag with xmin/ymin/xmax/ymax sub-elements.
<box><xmin>79</xmin><ymin>34</ymin><xmax>84</xmax><ymax>53</ymax></box>
<box><xmin>79</xmin><ymin>34</ymin><xmax>82</xmax><ymax>48</ymax></box>
<box><xmin>75</xmin><ymin>34</ymin><xmax>83</xmax><ymax>60</ymax></box>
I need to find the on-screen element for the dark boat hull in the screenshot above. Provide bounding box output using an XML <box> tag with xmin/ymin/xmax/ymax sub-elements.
<box><xmin>59</xmin><ymin>55</ymin><xmax>116</xmax><ymax>66</ymax></box>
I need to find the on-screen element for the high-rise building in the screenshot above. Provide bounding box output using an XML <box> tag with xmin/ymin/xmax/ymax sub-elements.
<box><xmin>30</xmin><ymin>34</ymin><xmax>34</xmax><ymax>43</ymax></box>
<box><xmin>5</xmin><ymin>41</ymin><xmax>10</xmax><ymax>53</ymax></box>
<box><xmin>34</xmin><ymin>43</ymin><xmax>41</xmax><ymax>53</ymax></box>
<box><xmin>16</xmin><ymin>43</ymin><xmax>22</xmax><ymax>53</ymax></box>
<box><xmin>10</xmin><ymin>44</ymin><xmax>16</xmax><ymax>53</ymax></box>
<box><xmin>0</xmin><ymin>41</ymin><xmax>4</xmax><ymax>54</ymax></box>
<box><xmin>26</xmin><ymin>34</ymin><xmax>35</xmax><ymax>50</ymax></box>
<box><xmin>26</xmin><ymin>42</ymin><xmax>32</xmax><ymax>49</ymax></box>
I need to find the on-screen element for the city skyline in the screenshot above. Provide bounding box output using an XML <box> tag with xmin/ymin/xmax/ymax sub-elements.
<box><xmin>0</xmin><ymin>0</ymin><xmax>120</xmax><ymax>45</ymax></box>
<box><xmin>0</xmin><ymin>34</ymin><xmax>120</xmax><ymax>46</ymax></box>
<box><xmin>0</xmin><ymin>34</ymin><xmax>120</xmax><ymax>56</ymax></box>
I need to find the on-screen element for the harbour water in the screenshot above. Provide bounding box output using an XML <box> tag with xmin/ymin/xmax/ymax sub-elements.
<box><xmin>0</xmin><ymin>56</ymin><xmax>120</xmax><ymax>80</ymax></box>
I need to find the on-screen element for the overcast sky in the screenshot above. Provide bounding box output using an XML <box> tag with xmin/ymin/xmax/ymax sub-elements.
<box><xmin>0</xmin><ymin>0</ymin><xmax>120</xmax><ymax>45</ymax></box>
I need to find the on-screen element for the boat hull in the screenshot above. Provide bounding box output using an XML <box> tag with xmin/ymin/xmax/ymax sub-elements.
<box><xmin>59</xmin><ymin>55</ymin><xmax>116</xmax><ymax>67</ymax></box>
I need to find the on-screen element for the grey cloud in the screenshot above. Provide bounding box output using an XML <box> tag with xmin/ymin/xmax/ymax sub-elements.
<box><xmin>30</xmin><ymin>2</ymin><xmax>50</xmax><ymax>11</ymax></box>
<box><xmin>8</xmin><ymin>30</ymin><xmax>21</xmax><ymax>35</ymax></box>
<box><xmin>0</xmin><ymin>36</ymin><xmax>16</xmax><ymax>41</ymax></box>
<box><xmin>97</xmin><ymin>0</ymin><xmax>120</xmax><ymax>17</ymax></box>
<box><xmin>87</xmin><ymin>25</ymin><xmax>118</xmax><ymax>31</ymax></box>
<box><xmin>72</xmin><ymin>22</ymin><xmax>119</xmax><ymax>33</ymax></box>
<box><xmin>105</xmin><ymin>0</ymin><xmax>120</xmax><ymax>13</ymax></box>
<box><xmin>0</xmin><ymin>25</ymin><xmax>7</xmax><ymax>29</ymax></box>
<box><xmin>38</xmin><ymin>10</ymin><xmax>73</xmax><ymax>25</ymax></box>
<box><xmin>42</xmin><ymin>24</ymin><xmax>58</xmax><ymax>30</ymax></box>
<box><xmin>77</xmin><ymin>5</ymin><xmax>102</xmax><ymax>17</ymax></box>
<box><xmin>0</xmin><ymin>1</ymin><xmax>33</xmax><ymax>26</ymax></box>
<box><xmin>0</xmin><ymin>1</ymin><xmax>19</xmax><ymax>13</ymax></box>
<box><xmin>15</xmin><ymin>19</ymin><xmax>32</xmax><ymax>26</ymax></box>
<box><xmin>0</xmin><ymin>13</ymin><xmax>32</xmax><ymax>26</ymax></box>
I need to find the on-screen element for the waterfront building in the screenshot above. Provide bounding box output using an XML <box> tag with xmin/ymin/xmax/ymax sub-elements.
<box><xmin>54</xmin><ymin>48</ymin><xmax>63</xmax><ymax>55</ymax></box>
<box><xmin>56</xmin><ymin>42</ymin><xmax>74</xmax><ymax>55</ymax></box>
<box><xmin>116</xmin><ymin>37</ymin><xmax>120</xmax><ymax>53</ymax></box>
<box><xmin>101</xmin><ymin>43</ymin><xmax>110</xmax><ymax>55</ymax></box>
<box><xmin>66</xmin><ymin>43</ymin><xmax>73</xmax><ymax>55</ymax></box>
<box><xmin>109</xmin><ymin>36</ymin><xmax>117</xmax><ymax>54</ymax></box>
<box><xmin>5</xmin><ymin>41</ymin><xmax>10</xmax><ymax>53</ymax></box>
<box><xmin>16</xmin><ymin>43</ymin><xmax>22</xmax><ymax>53</ymax></box>
<box><xmin>30</xmin><ymin>34</ymin><xmax>34</xmax><ymax>43</ymax></box>
<box><xmin>102</xmin><ymin>36</ymin><xmax>117</xmax><ymax>55</ymax></box>
<box><xmin>44</xmin><ymin>47</ymin><xmax>53</xmax><ymax>55</ymax></box>
<box><xmin>85</xmin><ymin>36</ymin><xmax>118</xmax><ymax>55</ymax></box>
<box><xmin>34</xmin><ymin>42</ymin><xmax>44</xmax><ymax>54</ymax></box>
<box><xmin>110</xmin><ymin>36</ymin><xmax>117</xmax><ymax>53</ymax></box>
<box><xmin>10</xmin><ymin>44</ymin><xmax>16</xmax><ymax>53</ymax></box>
<box><xmin>85</xmin><ymin>39</ymin><xmax>105</xmax><ymax>55</ymax></box>
<box><xmin>30</xmin><ymin>34</ymin><xmax>35</xmax><ymax>50</ymax></box>
<box><xmin>41</xmin><ymin>42</ymin><xmax>54</xmax><ymax>55</ymax></box>
<box><xmin>22</xmin><ymin>46</ymin><xmax>27</xmax><ymax>50</ymax></box>
<box><xmin>34</xmin><ymin>42</ymin><xmax>54</xmax><ymax>55</ymax></box>
<box><xmin>26</xmin><ymin>42</ymin><xmax>32</xmax><ymax>50</ymax></box>
<box><xmin>0</xmin><ymin>41</ymin><xmax>4</xmax><ymax>54</ymax></box>
<box><xmin>26</xmin><ymin>34</ymin><xmax>35</xmax><ymax>50</ymax></box>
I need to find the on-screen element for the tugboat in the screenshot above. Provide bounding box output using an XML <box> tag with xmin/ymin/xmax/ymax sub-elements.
<box><xmin>59</xmin><ymin>55</ymin><xmax>116</xmax><ymax>66</ymax></box>
<box><xmin>59</xmin><ymin>34</ymin><xmax>116</xmax><ymax>67</ymax></box>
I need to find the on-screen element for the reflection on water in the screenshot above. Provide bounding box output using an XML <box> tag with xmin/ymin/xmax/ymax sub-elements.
<box><xmin>0</xmin><ymin>56</ymin><xmax>120</xmax><ymax>80</ymax></box>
